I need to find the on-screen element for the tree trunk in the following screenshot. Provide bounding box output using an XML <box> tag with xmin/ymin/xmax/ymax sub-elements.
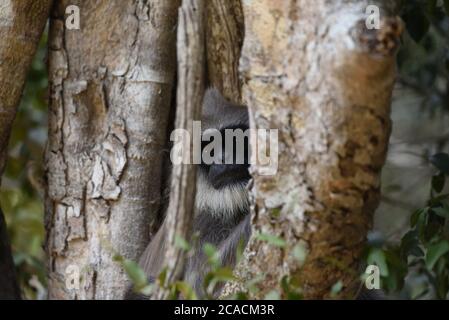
<box><xmin>205</xmin><ymin>0</ymin><xmax>244</xmax><ymax>104</ymax></box>
<box><xmin>0</xmin><ymin>0</ymin><xmax>53</xmax><ymax>300</ymax></box>
<box><xmin>225</xmin><ymin>0</ymin><xmax>402</xmax><ymax>299</ymax></box>
<box><xmin>45</xmin><ymin>0</ymin><xmax>180</xmax><ymax>299</ymax></box>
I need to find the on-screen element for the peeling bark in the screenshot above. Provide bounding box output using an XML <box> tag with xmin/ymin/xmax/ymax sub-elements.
<box><xmin>0</xmin><ymin>0</ymin><xmax>53</xmax><ymax>300</ymax></box>
<box><xmin>225</xmin><ymin>0</ymin><xmax>402</xmax><ymax>299</ymax></box>
<box><xmin>205</xmin><ymin>0</ymin><xmax>244</xmax><ymax>104</ymax></box>
<box><xmin>45</xmin><ymin>0</ymin><xmax>180</xmax><ymax>299</ymax></box>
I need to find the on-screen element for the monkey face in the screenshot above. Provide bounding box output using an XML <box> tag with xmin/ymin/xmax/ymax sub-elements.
<box><xmin>194</xmin><ymin>89</ymin><xmax>251</xmax><ymax>217</ymax></box>
<box><xmin>200</xmin><ymin>124</ymin><xmax>251</xmax><ymax>190</ymax></box>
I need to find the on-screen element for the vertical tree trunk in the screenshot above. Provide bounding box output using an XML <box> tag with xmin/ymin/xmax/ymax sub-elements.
<box><xmin>45</xmin><ymin>0</ymin><xmax>180</xmax><ymax>299</ymax></box>
<box><xmin>153</xmin><ymin>0</ymin><xmax>205</xmax><ymax>299</ymax></box>
<box><xmin>0</xmin><ymin>0</ymin><xmax>53</xmax><ymax>300</ymax></box>
<box><xmin>226</xmin><ymin>0</ymin><xmax>402</xmax><ymax>299</ymax></box>
<box><xmin>205</xmin><ymin>0</ymin><xmax>244</xmax><ymax>104</ymax></box>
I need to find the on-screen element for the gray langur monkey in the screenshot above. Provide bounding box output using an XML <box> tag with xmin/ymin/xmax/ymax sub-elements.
<box><xmin>127</xmin><ymin>89</ymin><xmax>385</xmax><ymax>300</ymax></box>
<box><xmin>127</xmin><ymin>88</ymin><xmax>252</xmax><ymax>299</ymax></box>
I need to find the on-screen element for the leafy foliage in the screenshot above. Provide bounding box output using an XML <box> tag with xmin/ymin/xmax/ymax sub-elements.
<box><xmin>361</xmin><ymin>0</ymin><xmax>449</xmax><ymax>300</ymax></box>
<box><xmin>398</xmin><ymin>0</ymin><xmax>449</xmax><ymax>113</ymax></box>
<box><xmin>365</xmin><ymin>152</ymin><xmax>449</xmax><ymax>299</ymax></box>
<box><xmin>1</xmin><ymin>30</ymin><xmax>48</xmax><ymax>300</ymax></box>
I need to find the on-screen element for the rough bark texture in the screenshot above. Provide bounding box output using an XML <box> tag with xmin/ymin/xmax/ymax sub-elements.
<box><xmin>45</xmin><ymin>0</ymin><xmax>180</xmax><ymax>299</ymax></box>
<box><xmin>224</xmin><ymin>0</ymin><xmax>402</xmax><ymax>299</ymax></box>
<box><xmin>153</xmin><ymin>0</ymin><xmax>205</xmax><ymax>300</ymax></box>
<box><xmin>0</xmin><ymin>0</ymin><xmax>53</xmax><ymax>300</ymax></box>
<box><xmin>205</xmin><ymin>0</ymin><xmax>244</xmax><ymax>104</ymax></box>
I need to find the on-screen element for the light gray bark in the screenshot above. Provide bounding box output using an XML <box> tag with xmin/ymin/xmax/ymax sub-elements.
<box><xmin>0</xmin><ymin>0</ymin><xmax>53</xmax><ymax>300</ymax></box>
<box><xmin>223</xmin><ymin>0</ymin><xmax>402</xmax><ymax>299</ymax></box>
<box><xmin>45</xmin><ymin>0</ymin><xmax>180</xmax><ymax>299</ymax></box>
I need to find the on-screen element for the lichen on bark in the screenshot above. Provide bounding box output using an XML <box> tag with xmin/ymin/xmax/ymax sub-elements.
<box><xmin>223</xmin><ymin>0</ymin><xmax>402</xmax><ymax>299</ymax></box>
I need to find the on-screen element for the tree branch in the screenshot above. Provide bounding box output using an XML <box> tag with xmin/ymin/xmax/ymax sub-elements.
<box><xmin>153</xmin><ymin>0</ymin><xmax>205</xmax><ymax>299</ymax></box>
<box><xmin>45</xmin><ymin>0</ymin><xmax>180</xmax><ymax>299</ymax></box>
<box><xmin>225</xmin><ymin>0</ymin><xmax>402</xmax><ymax>299</ymax></box>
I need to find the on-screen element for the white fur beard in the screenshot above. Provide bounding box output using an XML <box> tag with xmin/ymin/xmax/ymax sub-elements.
<box><xmin>195</xmin><ymin>170</ymin><xmax>249</xmax><ymax>219</ymax></box>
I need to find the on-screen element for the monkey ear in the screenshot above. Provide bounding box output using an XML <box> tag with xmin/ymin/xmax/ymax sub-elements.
<box><xmin>203</xmin><ymin>87</ymin><xmax>247</xmax><ymax>111</ymax></box>
<box><xmin>202</xmin><ymin>88</ymin><xmax>229</xmax><ymax>115</ymax></box>
<box><xmin>201</xmin><ymin>88</ymin><xmax>249</xmax><ymax>131</ymax></box>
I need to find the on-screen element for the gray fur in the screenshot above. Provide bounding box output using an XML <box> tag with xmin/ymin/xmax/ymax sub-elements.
<box><xmin>195</xmin><ymin>168</ymin><xmax>249</xmax><ymax>219</ymax></box>
<box><xmin>127</xmin><ymin>88</ymin><xmax>386</xmax><ymax>300</ymax></box>
<box><xmin>201</xmin><ymin>88</ymin><xmax>248</xmax><ymax>131</ymax></box>
<box><xmin>127</xmin><ymin>89</ymin><xmax>251</xmax><ymax>299</ymax></box>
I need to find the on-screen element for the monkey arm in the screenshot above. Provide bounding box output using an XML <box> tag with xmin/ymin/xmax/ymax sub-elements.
<box><xmin>217</xmin><ymin>214</ymin><xmax>251</xmax><ymax>268</ymax></box>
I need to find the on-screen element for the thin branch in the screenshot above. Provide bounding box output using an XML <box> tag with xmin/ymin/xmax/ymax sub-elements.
<box><xmin>153</xmin><ymin>0</ymin><xmax>205</xmax><ymax>299</ymax></box>
<box><xmin>206</xmin><ymin>0</ymin><xmax>244</xmax><ymax>104</ymax></box>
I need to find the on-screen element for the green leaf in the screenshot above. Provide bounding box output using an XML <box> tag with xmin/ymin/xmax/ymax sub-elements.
<box><xmin>367</xmin><ymin>248</ymin><xmax>389</xmax><ymax>277</ymax></box>
<box><xmin>410</xmin><ymin>245</ymin><xmax>425</xmax><ymax>258</ymax></box>
<box><xmin>175</xmin><ymin>281</ymin><xmax>197</xmax><ymax>300</ymax></box>
<box><xmin>203</xmin><ymin>243</ymin><xmax>218</xmax><ymax>258</ymax></box>
<box><xmin>330</xmin><ymin>281</ymin><xmax>343</xmax><ymax>297</ymax></box>
<box><xmin>430</xmin><ymin>153</ymin><xmax>449</xmax><ymax>175</ymax></box>
<box><xmin>235</xmin><ymin>238</ymin><xmax>246</xmax><ymax>264</ymax></box>
<box><xmin>432</xmin><ymin>173</ymin><xmax>446</xmax><ymax>193</ymax></box>
<box><xmin>286</xmin><ymin>291</ymin><xmax>303</xmax><ymax>300</ymax></box>
<box><xmin>270</xmin><ymin>208</ymin><xmax>282</xmax><ymax>218</ymax></box>
<box><xmin>383</xmin><ymin>268</ymin><xmax>402</xmax><ymax>293</ymax></box>
<box><xmin>203</xmin><ymin>243</ymin><xmax>220</xmax><ymax>268</ymax></box>
<box><xmin>204</xmin><ymin>267</ymin><xmax>236</xmax><ymax>297</ymax></box>
<box><xmin>402</xmin><ymin>4</ymin><xmax>430</xmax><ymax>42</ymax></box>
<box><xmin>385</xmin><ymin>249</ymin><xmax>405</xmax><ymax>269</ymax></box>
<box><xmin>255</xmin><ymin>232</ymin><xmax>287</xmax><ymax>247</ymax></box>
<box><xmin>210</xmin><ymin>267</ymin><xmax>236</xmax><ymax>282</ymax></box>
<box><xmin>121</xmin><ymin>259</ymin><xmax>148</xmax><ymax>288</ymax></box>
<box><xmin>411</xmin><ymin>208</ymin><xmax>422</xmax><ymax>227</ymax></box>
<box><xmin>400</xmin><ymin>230</ymin><xmax>418</xmax><ymax>254</ymax></box>
<box><xmin>426</xmin><ymin>0</ymin><xmax>437</xmax><ymax>16</ymax></box>
<box><xmin>432</xmin><ymin>207</ymin><xmax>449</xmax><ymax>219</ymax></box>
<box><xmin>426</xmin><ymin>240</ymin><xmax>449</xmax><ymax>270</ymax></box>
<box><xmin>444</xmin><ymin>0</ymin><xmax>449</xmax><ymax>15</ymax></box>
<box><xmin>175</xmin><ymin>235</ymin><xmax>191</xmax><ymax>252</ymax></box>
<box><xmin>280</xmin><ymin>275</ymin><xmax>290</xmax><ymax>294</ymax></box>
<box><xmin>139</xmin><ymin>284</ymin><xmax>154</xmax><ymax>296</ymax></box>
<box><xmin>400</xmin><ymin>230</ymin><xmax>424</xmax><ymax>263</ymax></box>
<box><xmin>411</xmin><ymin>208</ymin><xmax>428</xmax><ymax>228</ymax></box>
<box><xmin>235</xmin><ymin>292</ymin><xmax>249</xmax><ymax>300</ymax></box>
<box><xmin>415</xmin><ymin>208</ymin><xmax>429</xmax><ymax>239</ymax></box>
<box><xmin>158</xmin><ymin>267</ymin><xmax>168</xmax><ymax>286</ymax></box>
<box><xmin>264</xmin><ymin>290</ymin><xmax>281</xmax><ymax>300</ymax></box>
<box><xmin>292</xmin><ymin>243</ymin><xmax>308</xmax><ymax>265</ymax></box>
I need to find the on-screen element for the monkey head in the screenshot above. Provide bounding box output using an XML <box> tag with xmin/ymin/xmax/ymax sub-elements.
<box><xmin>194</xmin><ymin>88</ymin><xmax>251</xmax><ymax>219</ymax></box>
